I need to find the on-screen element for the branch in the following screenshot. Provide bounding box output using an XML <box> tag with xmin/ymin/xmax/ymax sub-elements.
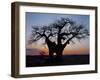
<box><xmin>63</xmin><ymin>30</ymin><xmax>89</xmax><ymax>47</ymax></box>
<box><xmin>60</xmin><ymin>32</ymin><xmax>76</xmax><ymax>36</ymax></box>
<box><xmin>63</xmin><ymin>33</ymin><xmax>77</xmax><ymax>47</ymax></box>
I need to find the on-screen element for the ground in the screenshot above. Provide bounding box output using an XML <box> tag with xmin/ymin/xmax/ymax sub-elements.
<box><xmin>26</xmin><ymin>54</ymin><xmax>89</xmax><ymax>67</ymax></box>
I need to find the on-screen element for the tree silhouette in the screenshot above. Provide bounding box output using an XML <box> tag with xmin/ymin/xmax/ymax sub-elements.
<box><xmin>29</xmin><ymin>18</ymin><xmax>89</xmax><ymax>59</ymax></box>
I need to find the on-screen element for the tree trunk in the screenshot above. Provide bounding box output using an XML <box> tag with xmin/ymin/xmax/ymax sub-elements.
<box><xmin>56</xmin><ymin>49</ymin><xmax>63</xmax><ymax>57</ymax></box>
<box><xmin>56</xmin><ymin>44</ymin><xmax>65</xmax><ymax>59</ymax></box>
<box><xmin>48</xmin><ymin>48</ymin><xmax>53</xmax><ymax>58</ymax></box>
<box><xmin>47</xmin><ymin>44</ymin><xmax>54</xmax><ymax>58</ymax></box>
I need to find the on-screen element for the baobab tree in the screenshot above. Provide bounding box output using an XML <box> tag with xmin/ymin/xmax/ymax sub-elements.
<box><xmin>29</xmin><ymin>18</ymin><xmax>89</xmax><ymax>59</ymax></box>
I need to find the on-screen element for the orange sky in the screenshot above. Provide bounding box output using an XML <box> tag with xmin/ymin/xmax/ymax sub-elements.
<box><xmin>26</xmin><ymin>41</ymin><xmax>89</xmax><ymax>55</ymax></box>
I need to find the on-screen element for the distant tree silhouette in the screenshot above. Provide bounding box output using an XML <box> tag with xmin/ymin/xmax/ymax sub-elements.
<box><xmin>30</xmin><ymin>18</ymin><xmax>89</xmax><ymax>59</ymax></box>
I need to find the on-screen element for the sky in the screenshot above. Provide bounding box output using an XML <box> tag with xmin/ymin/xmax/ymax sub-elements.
<box><xmin>25</xmin><ymin>12</ymin><xmax>90</xmax><ymax>55</ymax></box>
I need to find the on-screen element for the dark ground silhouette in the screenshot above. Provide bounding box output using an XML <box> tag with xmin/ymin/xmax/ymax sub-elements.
<box><xmin>26</xmin><ymin>54</ymin><xmax>89</xmax><ymax>67</ymax></box>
